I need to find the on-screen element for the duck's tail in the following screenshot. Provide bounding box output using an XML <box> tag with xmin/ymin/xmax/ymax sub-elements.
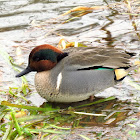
<box><xmin>115</xmin><ymin>61</ymin><xmax>140</xmax><ymax>80</ymax></box>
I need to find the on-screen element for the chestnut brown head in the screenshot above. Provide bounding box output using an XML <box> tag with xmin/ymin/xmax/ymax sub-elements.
<box><xmin>16</xmin><ymin>44</ymin><xmax>68</xmax><ymax>77</ymax></box>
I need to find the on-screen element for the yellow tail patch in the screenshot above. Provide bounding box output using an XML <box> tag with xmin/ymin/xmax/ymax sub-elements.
<box><xmin>115</xmin><ymin>69</ymin><xmax>128</xmax><ymax>80</ymax></box>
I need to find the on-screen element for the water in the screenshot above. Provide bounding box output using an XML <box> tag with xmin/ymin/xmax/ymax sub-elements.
<box><xmin>0</xmin><ymin>0</ymin><xmax>140</xmax><ymax>139</ymax></box>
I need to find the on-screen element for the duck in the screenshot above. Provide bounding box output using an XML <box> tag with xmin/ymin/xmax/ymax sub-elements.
<box><xmin>16</xmin><ymin>44</ymin><xmax>134</xmax><ymax>103</ymax></box>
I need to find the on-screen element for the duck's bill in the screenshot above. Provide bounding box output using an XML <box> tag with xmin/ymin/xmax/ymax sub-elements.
<box><xmin>16</xmin><ymin>66</ymin><xmax>32</xmax><ymax>77</ymax></box>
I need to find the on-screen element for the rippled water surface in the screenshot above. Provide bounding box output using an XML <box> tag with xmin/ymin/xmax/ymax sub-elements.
<box><xmin>0</xmin><ymin>0</ymin><xmax>140</xmax><ymax>139</ymax></box>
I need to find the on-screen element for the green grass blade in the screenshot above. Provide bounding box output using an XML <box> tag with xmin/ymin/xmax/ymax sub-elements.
<box><xmin>27</xmin><ymin>128</ymin><xmax>69</xmax><ymax>134</ymax></box>
<box><xmin>76</xmin><ymin>96</ymin><xmax>116</xmax><ymax>108</ymax></box>
<box><xmin>10</xmin><ymin>112</ymin><xmax>22</xmax><ymax>136</ymax></box>
<box><xmin>1</xmin><ymin>101</ymin><xmax>58</xmax><ymax>112</ymax></box>
<box><xmin>78</xmin><ymin>134</ymin><xmax>92</xmax><ymax>140</ymax></box>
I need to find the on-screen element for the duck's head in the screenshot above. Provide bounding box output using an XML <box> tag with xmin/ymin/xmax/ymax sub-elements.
<box><xmin>16</xmin><ymin>44</ymin><xmax>68</xmax><ymax>77</ymax></box>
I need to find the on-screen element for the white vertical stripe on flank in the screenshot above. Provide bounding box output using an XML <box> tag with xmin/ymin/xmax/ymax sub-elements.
<box><xmin>56</xmin><ymin>72</ymin><xmax>62</xmax><ymax>90</ymax></box>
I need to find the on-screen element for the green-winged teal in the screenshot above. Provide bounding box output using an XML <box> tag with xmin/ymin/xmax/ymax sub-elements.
<box><xmin>16</xmin><ymin>44</ymin><xmax>134</xmax><ymax>103</ymax></box>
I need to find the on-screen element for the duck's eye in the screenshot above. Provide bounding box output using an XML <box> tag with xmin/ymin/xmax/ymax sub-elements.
<box><xmin>32</xmin><ymin>49</ymin><xmax>58</xmax><ymax>63</ymax></box>
<box><xmin>33</xmin><ymin>57</ymin><xmax>40</xmax><ymax>61</ymax></box>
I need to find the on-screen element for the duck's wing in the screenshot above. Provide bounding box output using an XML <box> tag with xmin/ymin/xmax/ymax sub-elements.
<box><xmin>63</xmin><ymin>47</ymin><xmax>133</xmax><ymax>70</ymax></box>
